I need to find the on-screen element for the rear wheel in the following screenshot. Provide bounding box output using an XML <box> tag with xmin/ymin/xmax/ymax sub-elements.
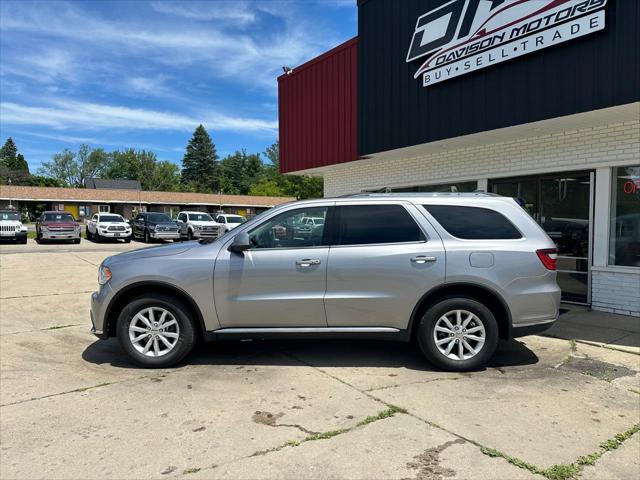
<box><xmin>116</xmin><ymin>294</ymin><xmax>196</xmax><ymax>368</ymax></box>
<box><xmin>417</xmin><ymin>298</ymin><xmax>498</xmax><ymax>371</ymax></box>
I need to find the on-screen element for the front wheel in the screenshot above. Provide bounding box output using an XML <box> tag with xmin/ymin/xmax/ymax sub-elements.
<box><xmin>416</xmin><ymin>298</ymin><xmax>498</xmax><ymax>372</ymax></box>
<box><xmin>144</xmin><ymin>229</ymin><xmax>151</xmax><ymax>243</ymax></box>
<box><xmin>116</xmin><ymin>294</ymin><xmax>196</xmax><ymax>367</ymax></box>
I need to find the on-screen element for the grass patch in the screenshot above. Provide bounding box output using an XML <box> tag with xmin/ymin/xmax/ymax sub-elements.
<box><xmin>481</xmin><ymin>423</ymin><xmax>640</xmax><ymax>480</ymax></box>
<box><xmin>357</xmin><ymin>404</ymin><xmax>408</xmax><ymax>426</ymax></box>
<box><xmin>569</xmin><ymin>339</ymin><xmax>577</xmax><ymax>353</ymax></box>
<box><xmin>252</xmin><ymin>404</ymin><xmax>408</xmax><ymax>457</ymax></box>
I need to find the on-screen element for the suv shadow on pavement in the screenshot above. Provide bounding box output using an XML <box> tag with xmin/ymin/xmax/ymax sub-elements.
<box><xmin>82</xmin><ymin>338</ymin><xmax>539</xmax><ymax>371</ymax></box>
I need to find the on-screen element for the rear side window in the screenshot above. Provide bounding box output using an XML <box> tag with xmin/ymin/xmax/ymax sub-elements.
<box><xmin>336</xmin><ymin>205</ymin><xmax>425</xmax><ymax>245</ymax></box>
<box><xmin>424</xmin><ymin>205</ymin><xmax>522</xmax><ymax>239</ymax></box>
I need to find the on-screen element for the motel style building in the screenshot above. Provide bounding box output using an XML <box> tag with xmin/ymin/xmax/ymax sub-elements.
<box><xmin>277</xmin><ymin>0</ymin><xmax>639</xmax><ymax>315</ymax></box>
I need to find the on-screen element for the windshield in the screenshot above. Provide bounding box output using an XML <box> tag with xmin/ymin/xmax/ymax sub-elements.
<box><xmin>0</xmin><ymin>212</ymin><xmax>20</xmax><ymax>221</ymax></box>
<box><xmin>189</xmin><ymin>213</ymin><xmax>213</xmax><ymax>222</ymax></box>
<box><xmin>225</xmin><ymin>215</ymin><xmax>245</xmax><ymax>223</ymax></box>
<box><xmin>147</xmin><ymin>213</ymin><xmax>173</xmax><ymax>223</ymax></box>
<box><xmin>99</xmin><ymin>215</ymin><xmax>125</xmax><ymax>223</ymax></box>
<box><xmin>43</xmin><ymin>213</ymin><xmax>74</xmax><ymax>222</ymax></box>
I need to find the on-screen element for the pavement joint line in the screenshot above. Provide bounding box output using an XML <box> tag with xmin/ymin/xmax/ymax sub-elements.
<box><xmin>1</xmin><ymin>290</ymin><xmax>94</xmax><ymax>300</ymax></box>
<box><xmin>1</xmin><ymin>323</ymin><xmax>86</xmax><ymax>336</ymax></box>
<box><xmin>70</xmin><ymin>252</ymin><xmax>101</xmax><ymax>267</ymax></box>
<box><xmin>363</xmin><ymin>376</ymin><xmax>461</xmax><ymax>392</ymax></box>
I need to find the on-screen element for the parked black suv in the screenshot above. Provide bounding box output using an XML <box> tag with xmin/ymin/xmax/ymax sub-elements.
<box><xmin>132</xmin><ymin>212</ymin><xmax>180</xmax><ymax>243</ymax></box>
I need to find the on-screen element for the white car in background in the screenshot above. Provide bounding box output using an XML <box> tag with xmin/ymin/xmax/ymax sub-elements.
<box><xmin>216</xmin><ymin>214</ymin><xmax>246</xmax><ymax>233</ymax></box>
<box><xmin>176</xmin><ymin>211</ymin><xmax>222</xmax><ymax>240</ymax></box>
<box><xmin>0</xmin><ymin>209</ymin><xmax>28</xmax><ymax>244</ymax></box>
<box><xmin>86</xmin><ymin>213</ymin><xmax>132</xmax><ymax>243</ymax></box>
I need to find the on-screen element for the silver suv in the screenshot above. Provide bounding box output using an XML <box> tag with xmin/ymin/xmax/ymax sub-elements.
<box><xmin>90</xmin><ymin>193</ymin><xmax>560</xmax><ymax>371</ymax></box>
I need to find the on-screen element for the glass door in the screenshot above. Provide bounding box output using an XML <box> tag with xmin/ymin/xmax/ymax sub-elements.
<box><xmin>492</xmin><ymin>172</ymin><xmax>593</xmax><ymax>304</ymax></box>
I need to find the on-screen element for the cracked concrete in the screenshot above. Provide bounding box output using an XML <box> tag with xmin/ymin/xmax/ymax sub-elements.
<box><xmin>1</xmin><ymin>246</ymin><xmax>639</xmax><ymax>479</ymax></box>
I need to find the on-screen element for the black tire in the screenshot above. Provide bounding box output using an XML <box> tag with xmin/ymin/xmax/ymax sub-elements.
<box><xmin>125</xmin><ymin>236</ymin><xmax>131</xmax><ymax>243</ymax></box>
<box><xmin>116</xmin><ymin>293</ymin><xmax>196</xmax><ymax>368</ymax></box>
<box><xmin>20</xmin><ymin>237</ymin><xmax>28</xmax><ymax>244</ymax></box>
<box><xmin>74</xmin><ymin>237</ymin><xmax>81</xmax><ymax>244</ymax></box>
<box><xmin>187</xmin><ymin>229</ymin><xmax>193</xmax><ymax>241</ymax></box>
<box><xmin>416</xmin><ymin>297</ymin><xmax>498</xmax><ymax>372</ymax></box>
<box><xmin>144</xmin><ymin>229</ymin><xmax>151</xmax><ymax>243</ymax></box>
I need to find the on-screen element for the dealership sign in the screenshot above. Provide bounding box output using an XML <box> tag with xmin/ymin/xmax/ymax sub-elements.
<box><xmin>407</xmin><ymin>0</ymin><xmax>608</xmax><ymax>87</ymax></box>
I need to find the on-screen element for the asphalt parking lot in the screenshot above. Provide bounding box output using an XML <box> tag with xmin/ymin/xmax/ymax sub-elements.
<box><xmin>1</xmin><ymin>241</ymin><xmax>639</xmax><ymax>480</ymax></box>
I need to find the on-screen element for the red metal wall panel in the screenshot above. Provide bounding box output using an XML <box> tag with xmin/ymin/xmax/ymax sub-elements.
<box><xmin>278</xmin><ymin>37</ymin><xmax>358</xmax><ymax>174</ymax></box>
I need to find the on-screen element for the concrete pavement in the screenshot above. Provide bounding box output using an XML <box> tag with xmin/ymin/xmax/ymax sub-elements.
<box><xmin>1</xmin><ymin>246</ymin><xmax>638</xmax><ymax>479</ymax></box>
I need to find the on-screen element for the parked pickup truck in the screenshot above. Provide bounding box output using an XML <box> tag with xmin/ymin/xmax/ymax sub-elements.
<box><xmin>132</xmin><ymin>212</ymin><xmax>180</xmax><ymax>243</ymax></box>
<box><xmin>36</xmin><ymin>211</ymin><xmax>81</xmax><ymax>243</ymax></box>
<box><xmin>86</xmin><ymin>213</ymin><xmax>132</xmax><ymax>243</ymax></box>
<box><xmin>0</xmin><ymin>210</ymin><xmax>28</xmax><ymax>244</ymax></box>
<box><xmin>176</xmin><ymin>211</ymin><xmax>222</xmax><ymax>240</ymax></box>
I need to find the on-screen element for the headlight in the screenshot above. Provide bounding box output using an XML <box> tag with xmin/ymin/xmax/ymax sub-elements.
<box><xmin>154</xmin><ymin>225</ymin><xmax>160</xmax><ymax>231</ymax></box>
<box><xmin>196</xmin><ymin>225</ymin><xmax>203</xmax><ymax>230</ymax></box>
<box><xmin>98</xmin><ymin>265</ymin><xmax>112</xmax><ymax>285</ymax></box>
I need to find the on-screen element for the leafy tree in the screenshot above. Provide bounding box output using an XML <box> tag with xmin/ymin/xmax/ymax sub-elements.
<box><xmin>38</xmin><ymin>144</ymin><xmax>107</xmax><ymax>187</ymax></box>
<box><xmin>219</xmin><ymin>149</ymin><xmax>264</xmax><ymax>195</ymax></box>
<box><xmin>261</xmin><ymin>142</ymin><xmax>323</xmax><ymax>199</ymax></box>
<box><xmin>148</xmin><ymin>160</ymin><xmax>181</xmax><ymax>191</ymax></box>
<box><xmin>249</xmin><ymin>179</ymin><xmax>285</xmax><ymax>197</ymax></box>
<box><xmin>103</xmin><ymin>149</ymin><xmax>181</xmax><ymax>191</ymax></box>
<box><xmin>181</xmin><ymin>125</ymin><xmax>219</xmax><ymax>192</ymax></box>
<box><xmin>1</xmin><ymin>138</ymin><xmax>30</xmax><ymax>184</ymax></box>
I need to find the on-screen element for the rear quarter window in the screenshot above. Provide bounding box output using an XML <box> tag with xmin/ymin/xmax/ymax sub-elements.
<box><xmin>424</xmin><ymin>205</ymin><xmax>522</xmax><ymax>240</ymax></box>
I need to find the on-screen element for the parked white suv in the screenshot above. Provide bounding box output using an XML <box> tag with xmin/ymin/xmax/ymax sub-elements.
<box><xmin>176</xmin><ymin>211</ymin><xmax>222</xmax><ymax>240</ymax></box>
<box><xmin>0</xmin><ymin>210</ymin><xmax>28</xmax><ymax>244</ymax></box>
<box><xmin>86</xmin><ymin>213</ymin><xmax>132</xmax><ymax>243</ymax></box>
<box><xmin>215</xmin><ymin>214</ymin><xmax>246</xmax><ymax>233</ymax></box>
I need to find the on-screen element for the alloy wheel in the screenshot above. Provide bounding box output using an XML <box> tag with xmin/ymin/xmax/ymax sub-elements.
<box><xmin>433</xmin><ymin>309</ymin><xmax>486</xmax><ymax>361</ymax></box>
<box><xmin>128</xmin><ymin>307</ymin><xmax>180</xmax><ymax>357</ymax></box>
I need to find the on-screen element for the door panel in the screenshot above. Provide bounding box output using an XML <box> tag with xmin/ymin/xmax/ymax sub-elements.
<box><xmin>214</xmin><ymin>248</ymin><xmax>329</xmax><ymax>327</ymax></box>
<box><xmin>324</xmin><ymin>203</ymin><xmax>445</xmax><ymax>329</ymax></box>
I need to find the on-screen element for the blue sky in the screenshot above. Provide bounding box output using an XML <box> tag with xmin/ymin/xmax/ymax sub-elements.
<box><xmin>0</xmin><ymin>0</ymin><xmax>356</xmax><ymax>171</ymax></box>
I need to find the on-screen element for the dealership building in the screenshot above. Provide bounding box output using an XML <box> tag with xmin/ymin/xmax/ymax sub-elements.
<box><xmin>278</xmin><ymin>0</ymin><xmax>639</xmax><ymax>315</ymax></box>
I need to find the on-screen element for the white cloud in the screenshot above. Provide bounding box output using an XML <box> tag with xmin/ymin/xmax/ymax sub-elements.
<box><xmin>0</xmin><ymin>99</ymin><xmax>277</xmax><ymax>133</ymax></box>
<box><xmin>149</xmin><ymin>1</ymin><xmax>256</xmax><ymax>24</ymax></box>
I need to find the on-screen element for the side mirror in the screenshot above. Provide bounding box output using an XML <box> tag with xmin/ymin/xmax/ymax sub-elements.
<box><xmin>229</xmin><ymin>232</ymin><xmax>251</xmax><ymax>253</ymax></box>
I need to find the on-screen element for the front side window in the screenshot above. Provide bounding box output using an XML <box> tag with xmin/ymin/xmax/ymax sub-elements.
<box><xmin>336</xmin><ymin>204</ymin><xmax>424</xmax><ymax>245</ymax></box>
<box><xmin>609</xmin><ymin>165</ymin><xmax>640</xmax><ymax>267</ymax></box>
<box><xmin>424</xmin><ymin>205</ymin><xmax>522</xmax><ymax>239</ymax></box>
<box><xmin>249</xmin><ymin>207</ymin><xmax>328</xmax><ymax>249</ymax></box>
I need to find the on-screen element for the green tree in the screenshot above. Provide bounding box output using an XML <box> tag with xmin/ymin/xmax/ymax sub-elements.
<box><xmin>1</xmin><ymin>138</ymin><xmax>30</xmax><ymax>184</ymax></box>
<box><xmin>219</xmin><ymin>149</ymin><xmax>264</xmax><ymax>195</ymax></box>
<box><xmin>103</xmin><ymin>149</ymin><xmax>180</xmax><ymax>191</ymax></box>
<box><xmin>261</xmin><ymin>142</ymin><xmax>323</xmax><ymax>199</ymax></box>
<box><xmin>249</xmin><ymin>179</ymin><xmax>285</xmax><ymax>197</ymax></box>
<box><xmin>181</xmin><ymin>125</ymin><xmax>219</xmax><ymax>192</ymax></box>
<box><xmin>38</xmin><ymin>144</ymin><xmax>107</xmax><ymax>187</ymax></box>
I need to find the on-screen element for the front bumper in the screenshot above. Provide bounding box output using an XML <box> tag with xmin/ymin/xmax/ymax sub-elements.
<box><xmin>90</xmin><ymin>283</ymin><xmax>115</xmax><ymax>339</ymax></box>
<box><xmin>0</xmin><ymin>231</ymin><xmax>27</xmax><ymax>240</ymax></box>
<box><xmin>98</xmin><ymin>230</ymin><xmax>132</xmax><ymax>238</ymax></box>
<box><xmin>191</xmin><ymin>230</ymin><xmax>219</xmax><ymax>238</ymax></box>
<box><xmin>151</xmin><ymin>231</ymin><xmax>180</xmax><ymax>240</ymax></box>
<box><xmin>41</xmin><ymin>231</ymin><xmax>80</xmax><ymax>240</ymax></box>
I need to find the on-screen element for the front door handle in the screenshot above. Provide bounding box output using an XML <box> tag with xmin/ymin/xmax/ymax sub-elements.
<box><xmin>296</xmin><ymin>259</ymin><xmax>321</xmax><ymax>267</ymax></box>
<box><xmin>411</xmin><ymin>255</ymin><xmax>437</xmax><ymax>264</ymax></box>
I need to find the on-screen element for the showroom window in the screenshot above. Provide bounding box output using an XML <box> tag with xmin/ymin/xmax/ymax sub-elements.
<box><xmin>609</xmin><ymin>165</ymin><xmax>640</xmax><ymax>267</ymax></box>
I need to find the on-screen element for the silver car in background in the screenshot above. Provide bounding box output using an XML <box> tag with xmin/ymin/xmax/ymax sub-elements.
<box><xmin>90</xmin><ymin>193</ymin><xmax>560</xmax><ymax>371</ymax></box>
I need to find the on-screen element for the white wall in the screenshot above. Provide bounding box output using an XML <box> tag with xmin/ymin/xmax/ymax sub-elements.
<box><xmin>320</xmin><ymin>120</ymin><xmax>640</xmax><ymax>315</ymax></box>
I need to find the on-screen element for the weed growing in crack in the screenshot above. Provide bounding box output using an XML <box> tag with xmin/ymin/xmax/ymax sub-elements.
<box><xmin>480</xmin><ymin>423</ymin><xmax>640</xmax><ymax>480</ymax></box>
<box><xmin>357</xmin><ymin>404</ymin><xmax>408</xmax><ymax>426</ymax></box>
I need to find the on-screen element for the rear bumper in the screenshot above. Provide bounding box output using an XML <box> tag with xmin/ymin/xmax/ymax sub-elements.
<box><xmin>512</xmin><ymin>318</ymin><xmax>556</xmax><ymax>338</ymax></box>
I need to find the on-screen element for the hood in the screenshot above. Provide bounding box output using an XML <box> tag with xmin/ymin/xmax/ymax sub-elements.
<box><xmin>98</xmin><ymin>221</ymin><xmax>130</xmax><ymax>227</ymax></box>
<box><xmin>106</xmin><ymin>241</ymin><xmax>196</xmax><ymax>265</ymax></box>
<box><xmin>0</xmin><ymin>220</ymin><xmax>22</xmax><ymax>226</ymax></box>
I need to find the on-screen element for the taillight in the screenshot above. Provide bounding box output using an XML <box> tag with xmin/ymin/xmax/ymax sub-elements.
<box><xmin>537</xmin><ymin>248</ymin><xmax>558</xmax><ymax>271</ymax></box>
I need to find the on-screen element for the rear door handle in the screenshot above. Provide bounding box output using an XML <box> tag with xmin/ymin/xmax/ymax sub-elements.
<box><xmin>296</xmin><ymin>259</ymin><xmax>321</xmax><ymax>267</ymax></box>
<box><xmin>411</xmin><ymin>255</ymin><xmax>437</xmax><ymax>264</ymax></box>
